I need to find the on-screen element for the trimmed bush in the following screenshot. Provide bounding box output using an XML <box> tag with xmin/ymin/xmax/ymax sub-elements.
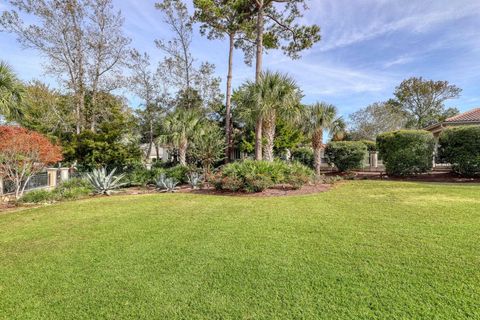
<box><xmin>377</xmin><ymin>130</ymin><xmax>435</xmax><ymax>176</ymax></box>
<box><xmin>360</xmin><ymin>140</ymin><xmax>377</xmax><ymax>152</ymax></box>
<box><xmin>212</xmin><ymin>160</ymin><xmax>313</xmax><ymax>193</ymax></box>
<box><xmin>291</xmin><ymin>147</ymin><xmax>314</xmax><ymax>168</ymax></box>
<box><xmin>438</xmin><ymin>126</ymin><xmax>480</xmax><ymax>177</ymax></box>
<box><xmin>324</xmin><ymin>141</ymin><xmax>367</xmax><ymax>172</ymax></box>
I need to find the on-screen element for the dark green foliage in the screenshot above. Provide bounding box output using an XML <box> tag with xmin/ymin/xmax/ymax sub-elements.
<box><xmin>360</xmin><ymin>140</ymin><xmax>377</xmax><ymax>152</ymax></box>
<box><xmin>377</xmin><ymin>130</ymin><xmax>435</xmax><ymax>176</ymax></box>
<box><xmin>125</xmin><ymin>166</ymin><xmax>166</xmax><ymax>186</ymax></box>
<box><xmin>62</xmin><ymin>129</ymin><xmax>142</xmax><ymax>171</ymax></box>
<box><xmin>274</xmin><ymin>119</ymin><xmax>306</xmax><ymax>156</ymax></box>
<box><xmin>438</xmin><ymin>126</ymin><xmax>480</xmax><ymax>177</ymax></box>
<box><xmin>212</xmin><ymin>160</ymin><xmax>313</xmax><ymax>192</ymax></box>
<box><xmin>165</xmin><ymin>165</ymin><xmax>190</xmax><ymax>184</ymax></box>
<box><xmin>325</xmin><ymin>141</ymin><xmax>367</xmax><ymax>172</ymax></box>
<box><xmin>291</xmin><ymin>147</ymin><xmax>314</xmax><ymax>168</ymax></box>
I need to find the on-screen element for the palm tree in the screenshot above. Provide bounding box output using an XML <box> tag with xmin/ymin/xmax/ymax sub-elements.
<box><xmin>191</xmin><ymin>124</ymin><xmax>225</xmax><ymax>177</ymax></box>
<box><xmin>159</xmin><ymin>108</ymin><xmax>202</xmax><ymax>166</ymax></box>
<box><xmin>0</xmin><ymin>61</ymin><xmax>23</xmax><ymax>120</ymax></box>
<box><xmin>235</xmin><ymin>71</ymin><xmax>302</xmax><ymax>161</ymax></box>
<box><xmin>303</xmin><ymin>102</ymin><xmax>345</xmax><ymax>175</ymax></box>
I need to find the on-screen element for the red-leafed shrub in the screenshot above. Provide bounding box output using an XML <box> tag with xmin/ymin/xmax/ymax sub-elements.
<box><xmin>0</xmin><ymin>126</ymin><xmax>62</xmax><ymax>198</ymax></box>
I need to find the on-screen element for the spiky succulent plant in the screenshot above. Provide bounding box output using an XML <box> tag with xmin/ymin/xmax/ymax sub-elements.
<box><xmin>84</xmin><ymin>167</ymin><xmax>126</xmax><ymax>195</ymax></box>
<box><xmin>156</xmin><ymin>173</ymin><xmax>179</xmax><ymax>192</ymax></box>
<box><xmin>187</xmin><ymin>172</ymin><xmax>203</xmax><ymax>189</ymax></box>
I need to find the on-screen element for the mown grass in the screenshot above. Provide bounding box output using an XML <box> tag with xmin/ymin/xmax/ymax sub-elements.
<box><xmin>0</xmin><ymin>181</ymin><xmax>479</xmax><ymax>319</ymax></box>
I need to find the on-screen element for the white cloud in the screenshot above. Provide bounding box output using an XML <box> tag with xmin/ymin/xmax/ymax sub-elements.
<box><xmin>307</xmin><ymin>0</ymin><xmax>480</xmax><ymax>52</ymax></box>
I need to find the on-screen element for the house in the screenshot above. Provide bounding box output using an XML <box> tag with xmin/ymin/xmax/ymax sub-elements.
<box><xmin>140</xmin><ymin>143</ymin><xmax>169</xmax><ymax>163</ymax></box>
<box><xmin>425</xmin><ymin>108</ymin><xmax>480</xmax><ymax>138</ymax></box>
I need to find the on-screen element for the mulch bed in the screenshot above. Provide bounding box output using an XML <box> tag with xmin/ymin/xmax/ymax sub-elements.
<box><xmin>118</xmin><ymin>184</ymin><xmax>333</xmax><ymax>197</ymax></box>
<box><xmin>186</xmin><ymin>183</ymin><xmax>332</xmax><ymax>197</ymax></box>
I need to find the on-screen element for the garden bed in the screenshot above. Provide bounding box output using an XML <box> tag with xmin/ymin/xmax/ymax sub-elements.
<box><xmin>187</xmin><ymin>183</ymin><xmax>332</xmax><ymax>197</ymax></box>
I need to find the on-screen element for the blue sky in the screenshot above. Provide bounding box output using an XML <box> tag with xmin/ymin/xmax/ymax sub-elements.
<box><xmin>1</xmin><ymin>0</ymin><xmax>480</xmax><ymax>118</ymax></box>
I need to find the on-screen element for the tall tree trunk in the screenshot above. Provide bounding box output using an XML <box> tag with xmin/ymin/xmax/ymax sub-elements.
<box><xmin>262</xmin><ymin>110</ymin><xmax>276</xmax><ymax>162</ymax></box>
<box><xmin>312</xmin><ymin>129</ymin><xmax>324</xmax><ymax>175</ymax></box>
<box><xmin>254</xmin><ymin>1</ymin><xmax>264</xmax><ymax>161</ymax></box>
<box><xmin>179</xmin><ymin>138</ymin><xmax>187</xmax><ymax>166</ymax></box>
<box><xmin>145</xmin><ymin>120</ymin><xmax>154</xmax><ymax>162</ymax></box>
<box><xmin>225</xmin><ymin>32</ymin><xmax>235</xmax><ymax>163</ymax></box>
<box><xmin>75</xmin><ymin>89</ymin><xmax>84</xmax><ymax>134</ymax></box>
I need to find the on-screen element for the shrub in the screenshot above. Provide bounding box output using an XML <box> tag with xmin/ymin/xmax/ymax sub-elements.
<box><xmin>324</xmin><ymin>141</ymin><xmax>367</xmax><ymax>172</ymax></box>
<box><xmin>360</xmin><ymin>140</ymin><xmax>377</xmax><ymax>152</ymax></box>
<box><xmin>291</xmin><ymin>147</ymin><xmax>314</xmax><ymax>168</ymax></box>
<box><xmin>212</xmin><ymin>160</ymin><xmax>312</xmax><ymax>193</ymax></box>
<box><xmin>53</xmin><ymin>178</ymin><xmax>92</xmax><ymax>200</ymax></box>
<box><xmin>19</xmin><ymin>189</ymin><xmax>54</xmax><ymax>203</ymax></box>
<box><xmin>438</xmin><ymin>126</ymin><xmax>480</xmax><ymax>177</ymax></box>
<box><xmin>284</xmin><ymin>162</ymin><xmax>314</xmax><ymax>189</ymax></box>
<box><xmin>165</xmin><ymin>165</ymin><xmax>189</xmax><ymax>184</ymax></box>
<box><xmin>244</xmin><ymin>174</ymin><xmax>273</xmax><ymax>193</ymax></box>
<box><xmin>125</xmin><ymin>166</ymin><xmax>151</xmax><ymax>186</ymax></box>
<box><xmin>377</xmin><ymin>130</ymin><xmax>435</xmax><ymax>176</ymax></box>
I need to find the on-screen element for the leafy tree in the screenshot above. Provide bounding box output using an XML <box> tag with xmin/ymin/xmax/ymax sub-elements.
<box><xmin>155</xmin><ymin>0</ymin><xmax>222</xmax><ymax>110</ymax></box>
<box><xmin>0</xmin><ymin>61</ymin><xmax>23</xmax><ymax>121</ymax></box>
<box><xmin>0</xmin><ymin>126</ymin><xmax>62</xmax><ymax>199</ymax></box>
<box><xmin>14</xmin><ymin>81</ymin><xmax>74</xmax><ymax>138</ymax></box>
<box><xmin>349</xmin><ymin>101</ymin><xmax>406</xmax><ymax>140</ymax></box>
<box><xmin>393</xmin><ymin>77</ymin><xmax>461</xmax><ymax>129</ymax></box>
<box><xmin>128</xmin><ymin>50</ymin><xmax>166</xmax><ymax>161</ymax></box>
<box><xmin>1</xmin><ymin>0</ymin><xmax>131</xmax><ymax>133</ymax></box>
<box><xmin>274</xmin><ymin>118</ymin><xmax>306</xmax><ymax>158</ymax></box>
<box><xmin>193</xmin><ymin>0</ymin><xmax>255</xmax><ymax>161</ymax></box>
<box><xmin>235</xmin><ymin>71</ymin><xmax>302</xmax><ymax>161</ymax></box>
<box><xmin>61</xmin><ymin>93</ymin><xmax>142</xmax><ymax>170</ymax></box>
<box><xmin>251</xmin><ymin>0</ymin><xmax>321</xmax><ymax>160</ymax></box>
<box><xmin>159</xmin><ymin>108</ymin><xmax>203</xmax><ymax>166</ymax></box>
<box><xmin>303</xmin><ymin>103</ymin><xmax>344</xmax><ymax>175</ymax></box>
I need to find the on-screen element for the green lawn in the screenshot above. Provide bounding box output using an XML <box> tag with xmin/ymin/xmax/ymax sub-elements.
<box><xmin>1</xmin><ymin>181</ymin><xmax>479</xmax><ymax>319</ymax></box>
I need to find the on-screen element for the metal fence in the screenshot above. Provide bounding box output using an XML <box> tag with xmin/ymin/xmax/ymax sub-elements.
<box><xmin>1</xmin><ymin>172</ymin><xmax>50</xmax><ymax>195</ymax></box>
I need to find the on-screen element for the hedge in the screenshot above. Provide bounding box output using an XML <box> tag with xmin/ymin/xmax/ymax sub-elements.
<box><xmin>324</xmin><ymin>141</ymin><xmax>367</xmax><ymax>172</ymax></box>
<box><xmin>438</xmin><ymin>126</ymin><xmax>480</xmax><ymax>177</ymax></box>
<box><xmin>377</xmin><ymin>130</ymin><xmax>435</xmax><ymax>176</ymax></box>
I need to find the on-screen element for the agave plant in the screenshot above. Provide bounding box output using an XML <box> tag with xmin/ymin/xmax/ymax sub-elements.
<box><xmin>187</xmin><ymin>172</ymin><xmax>203</xmax><ymax>189</ymax></box>
<box><xmin>156</xmin><ymin>173</ymin><xmax>179</xmax><ymax>193</ymax></box>
<box><xmin>84</xmin><ymin>167</ymin><xmax>126</xmax><ymax>195</ymax></box>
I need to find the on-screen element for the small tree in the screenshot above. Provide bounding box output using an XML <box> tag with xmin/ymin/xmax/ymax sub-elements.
<box><xmin>191</xmin><ymin>124</ymin><xmax>226</xmax><ymax>176</ymax></box>
<box><xmin>0</xmin><ymin>126</ymin><xmax>62</xmax><ymax>199</ymax></box>
<box><xmin>325</xmin><ymin>141</ymin><xmax>367</xmax><ymax>172</ymax></box>
<box><xmin>377</xmin><ymin>130</ymin><xmax>435</xmax><ymax>176</ymax></box>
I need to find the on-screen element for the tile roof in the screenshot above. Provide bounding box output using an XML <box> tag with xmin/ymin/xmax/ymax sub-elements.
<box><xmin>445</xmin><ymin>108</ymin><xmax>480</xmax><ymax>123</ymax></box>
